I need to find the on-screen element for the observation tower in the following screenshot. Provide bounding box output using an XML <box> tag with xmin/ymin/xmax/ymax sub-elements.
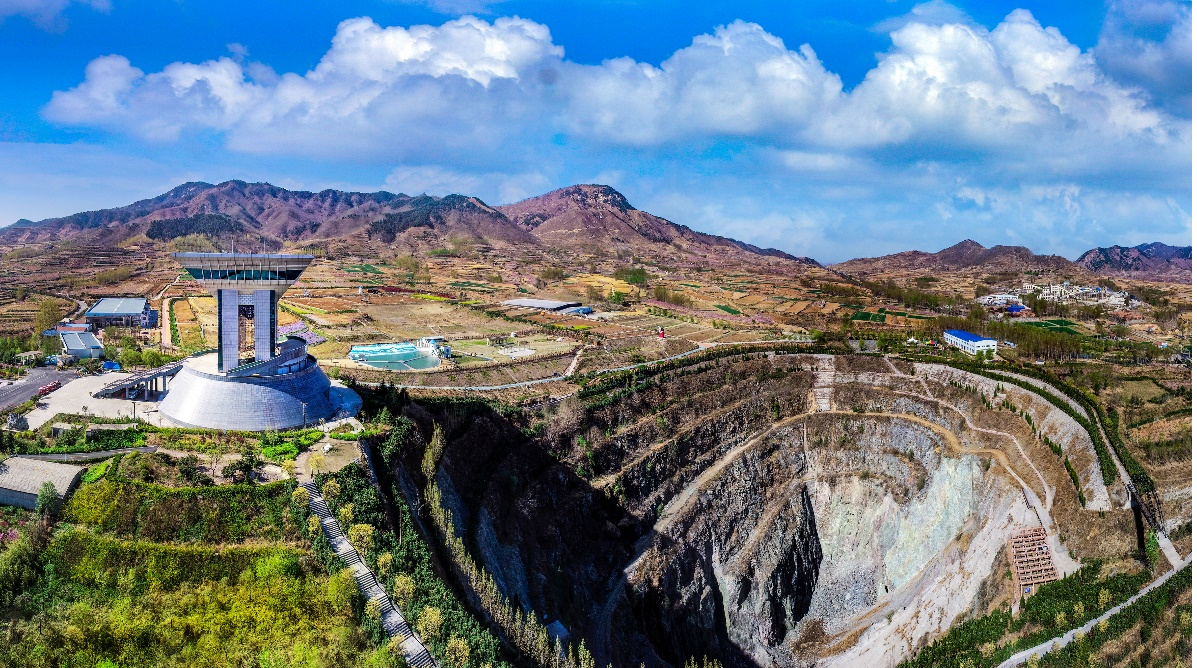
<box><xmin>157</xmin><ymin>253</ymin><xmax>356</xmax><ymax>431</ymax></box>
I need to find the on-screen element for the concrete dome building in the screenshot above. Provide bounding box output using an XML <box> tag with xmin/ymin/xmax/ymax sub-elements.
<box><xmin>156</xmin><ymin>253</ymin><xmax>356</xmax><ymax>431</ymax></box>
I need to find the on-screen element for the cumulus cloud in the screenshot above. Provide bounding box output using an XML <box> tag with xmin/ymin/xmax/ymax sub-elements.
<box><xmin>559</xmin><ymin>21</ymin><xmax>844</xmax><ymax>146</ymax></box>
<box><xmin>0</xmin><ymin>0</ymin><xmax>108</xmax><ymax>30</ymax></box>
<box><xmin>39</xmin><ymin>7</ymin><xmax>1191</xmax><ymax>261</ymax></box>
<box><xmin>1093</xmin><ymin>0</ymin><xmax>1191</xmax><ymax>116</ymax></box>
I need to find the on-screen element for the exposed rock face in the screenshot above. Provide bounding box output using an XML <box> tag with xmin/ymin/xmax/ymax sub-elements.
<box><xmin>626</xmin><ymin>425</ymin><xmax>822</xmax><ymax>665</ymax></box>
<box><xmin>408</xmin><ymin>354</ymin><xmax>1093</xmax><ymax>668</ymax></box>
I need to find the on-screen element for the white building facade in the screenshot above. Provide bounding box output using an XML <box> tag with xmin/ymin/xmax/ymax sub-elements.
<box><xmin>943</xmin><ymin>329</ymin><xmax>998</xmax><ymax>355</ymax></box>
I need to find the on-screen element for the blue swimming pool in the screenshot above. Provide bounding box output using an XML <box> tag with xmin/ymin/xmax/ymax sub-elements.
<box><xmin>348</xmin><ymin>342</ymin><xmax>441</xmax><ymax>370</ymax></box>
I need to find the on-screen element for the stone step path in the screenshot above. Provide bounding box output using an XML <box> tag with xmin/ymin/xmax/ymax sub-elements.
<box><xmin>301</xmin><ymin>482</ymin><xmax>437</xmax><ymax>668</ymax></box>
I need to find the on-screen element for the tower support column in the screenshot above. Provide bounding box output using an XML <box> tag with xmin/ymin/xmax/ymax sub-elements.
<box><xmin>253</xmin><ymin>289</ymin><xmax>275</xmax><ymax>362</ymax></box>
<box><xmin>218</xmin><ymin>289</ymin><xmax>240</xmax><ymax>372</ymax></box>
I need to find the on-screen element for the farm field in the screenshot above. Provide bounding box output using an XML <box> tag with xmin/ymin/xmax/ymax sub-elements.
<box><xmin>1021</xmin><ymin>318</ymin><xmax>1086</xmax><ymax>335</ymax></box>
<box><xmin>170</xmin><ymin>297</ymin><xmax>207</xmax><ymax>350</ymax></box>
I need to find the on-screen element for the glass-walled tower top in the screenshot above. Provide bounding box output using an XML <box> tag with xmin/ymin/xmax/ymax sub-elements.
<box><xmin>173</xmin><ymin>253</ymin><xmax>314</xmax><ymax>373</ymax></box>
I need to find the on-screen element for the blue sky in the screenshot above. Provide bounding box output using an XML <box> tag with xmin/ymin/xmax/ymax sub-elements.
<box><xmin>0</xmin><ymin>0</ymin><xmax>1189</xmax><ymax>262</ymax></box>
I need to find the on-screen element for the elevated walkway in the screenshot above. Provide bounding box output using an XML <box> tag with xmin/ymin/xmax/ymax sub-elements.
<box><xmin>301</xmin><ymin>481</ymin><xmax>437</xmax><ymax>667</ymax></box>
<box><xmin>92</xmin><ymin>360</ymin><xmax>184</xmax><ymax>399</ymax></box>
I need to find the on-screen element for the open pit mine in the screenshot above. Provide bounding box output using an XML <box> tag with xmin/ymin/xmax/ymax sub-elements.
<box><xmin>390</xmin><ymin>351</ymin><xmax>1135</xmax><ymax>668</ymax></box>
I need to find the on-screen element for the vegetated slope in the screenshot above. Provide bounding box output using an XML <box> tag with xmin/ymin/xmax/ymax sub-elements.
<box><xmin>498</xmin><ymin>184</ymin><xmax>819</xmax><ymax>264</ymax></box>
<box><xmin>1075</xmin><ymin>242</ymin><xmax>1192</xmax><ymax>281</ymax></box>
<box><xmin>367</xmin><ymin>193</ymin><xmax>537</xmax><ymax>246</ymax></box>
<box><xmin>832</xmin><ymin>239</ymin><xmax>1076</xmax><ymax>277</ymax></box>
<box><xmin>0</xmin><ymin>456</ymin><xmax>393</xmax><ymax>668</ymax></box>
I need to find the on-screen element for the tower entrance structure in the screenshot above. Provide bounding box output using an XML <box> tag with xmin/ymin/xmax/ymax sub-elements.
<box><xmin>158</xmin><ymin>253</ymin><xmax>355</xmax><ymax>431</ymax></box>
<box><xmin>176</xmin><ymin>253</ymin><xmax>310</xmax><ymax>372</ymax></box>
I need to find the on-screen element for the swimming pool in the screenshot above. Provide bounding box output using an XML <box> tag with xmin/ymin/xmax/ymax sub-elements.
<box><xmin>348</xmin><ymin>342</ymin><xmax>442</xmax><ymax>370</ymax></box>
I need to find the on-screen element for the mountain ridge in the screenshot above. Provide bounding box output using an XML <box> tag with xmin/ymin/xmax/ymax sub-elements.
<box><xmin>1075</xmin><ymin>242</ymin><xmax>1192</xmax><ymax>279</ymax></box>
<box><xmin>1</xmin><ymin>180</ymin><xmax>815</xmax><ymax>265</ymax></box>
<box><xmin>830</xmin><ymin>238</ymin><xmax>1077</xmax><ymax>276</ymax></box>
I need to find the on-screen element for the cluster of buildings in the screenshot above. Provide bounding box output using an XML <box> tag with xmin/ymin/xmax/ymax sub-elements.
<box><xmin>45</xmin><ymin>297</ymin><xmax>158</xmax><ymax>361</ymax></box>
<box><xmin>979</xmin><ymin>283</ymin><xmax>1134</xmax><ymax>310</ymax></box>
<box><xmin>975</xmin><ymin>294</ymin><xmax>1035</xmax><ymax>319</ymax></box>
<box><xmin>1018</xmin><ymin>282</ymin><xmax>1131</xmax><ymax>307</ymax></box>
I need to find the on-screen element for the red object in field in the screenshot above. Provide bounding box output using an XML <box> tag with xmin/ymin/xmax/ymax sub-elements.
<box><xmin>37</xmin><ymin>381</ymin><xmax>61</xmax><ymax>396</ymax></box>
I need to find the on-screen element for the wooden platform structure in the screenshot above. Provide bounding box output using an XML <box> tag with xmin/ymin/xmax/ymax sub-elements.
<box><xmin>1009</xmin><ymin>527</ymin><xmax>1058</xmax><ymax>595</ymax></box>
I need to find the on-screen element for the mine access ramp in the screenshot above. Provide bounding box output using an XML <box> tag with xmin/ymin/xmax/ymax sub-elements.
<box><xmin>92</xmin><ymin>360</ymin><xmax>184</xmax><ymax>399</ymax></box>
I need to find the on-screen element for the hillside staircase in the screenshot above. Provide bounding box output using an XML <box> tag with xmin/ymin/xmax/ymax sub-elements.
<box><xmin>300</xmin><ymin>481</ymin><xmax>437</xmax><ymax>668</ymax></box>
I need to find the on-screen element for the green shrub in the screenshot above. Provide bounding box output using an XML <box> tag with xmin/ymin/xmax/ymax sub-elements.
<box><xmin>65</xmin><ymin>478</ymin><xmax>299</xmax><ymax>544</ymax></box>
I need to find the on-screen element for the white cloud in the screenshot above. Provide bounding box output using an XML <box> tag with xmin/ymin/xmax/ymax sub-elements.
<box><xmin>1093</xmin><ymin>0</ymin><xmax>1191</xmax><ymax>116</ymax></box>
<box><xmin>559</xmin><ymin>20</ymin><xmax>844</xmax><ymax>145</ymax></box>
<box><xmin>45</xmin><ymin>11</ymin><xmax>1183</xmax><ymax>159</ymax></box>
<box><xmin>36</xmin><ymin>8</ymin><xmax>1191</xmax><ymax>262</ymax></box>
<box><xmin>872</xmin><ymin>0</ymin><xmax>978</xmax><ymax>34</ymax></box>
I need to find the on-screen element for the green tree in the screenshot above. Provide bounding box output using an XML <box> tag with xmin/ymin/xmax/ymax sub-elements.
<box><xmin>119</xmin><ymin>348</ymin><xmax>142</xmax><ymax>368</ymax></box>
<box><xmin>392</xmin><ymin>574</ymin><xmax>415</xmax><ymax>609</ymax></box>
<box><xmin>416</xmin><ymin>606</ymin><xmax>443</xmax><ymax>640</ymax></box>
<box><xmin>142</xmin><ymin>349</ymin><xmax>164</xmax><ymax>368</ymax></box>
<box><xmin>1145</xmin><ymin>531</ymin><xmax>1160</xmax><ymax>568</ymax></box>
<box><xmin>36</xmin><ymin>481</ymin><xmax>60</xmax><ymax>516</ymax></box>
<box><xmin>33</xmin><ymin>298</ymin><xmax>61</xmax><ymax>334</ymax></box>
<box><xmin>291</xmin><ymin>487</ymin><xmax>310</xmax><ymax>506</ymax></box>
<box><xmin>347</xmin><ymin>523</ymin><xmax>374</xmax><ymax>554</ymax></box>
<box><xmin>445</xmin><ymin>635</ymin><xmax>470</xmax><ymax>668</ymax></box>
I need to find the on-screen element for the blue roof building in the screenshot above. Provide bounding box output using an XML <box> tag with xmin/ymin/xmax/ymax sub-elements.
<box><xmin>943</xmin><ymin>329</ymin><xmax>997</xmax><ymax>355</ymax></box>
<box><xmin>59</xmin><ymin>331</ymin><xmax>104</xmax><ymax>359</ymax></box>
<box><xmin>85</xmin><ymin>297</ymin><xmax>156</xmax><ymax>329</ymax></box>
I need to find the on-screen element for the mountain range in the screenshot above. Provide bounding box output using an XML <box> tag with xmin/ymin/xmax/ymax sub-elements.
<box><xmin>2</xmin><ymin>181</ymin><xmax>1188</xmax><ymax>282</ymax></box>
<box><xmin>2</xmin><ymin>180</ymin><xmax>814</xmax><ymax>267</ymax></box>
<box><xmin>830</xmin><ymin>239</ymin><xmax>1076</xmax><ymax>275</ymax></box>
<box><xmin>1074</xmin><ymin>242</ymin><xmax>1192</xmax><ymax>280</ymax></box>
<box><xmin>832</xmin><ymin>239</ymin><xmax>1191</xmax><ymax>282</ymax></box>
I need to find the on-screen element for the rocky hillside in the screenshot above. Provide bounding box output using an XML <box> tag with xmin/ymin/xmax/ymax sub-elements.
<box><xmin>390</xmin><ymin>352</ymin><xmax>1124</xmax><ymax>668</ymax></box>
<box><xmin>1</xmin><ymin>180</ymin><xmax>809</xmax><ymax>265</ymax></box>
<box><xmin>498</xmin><ymin>184</ymin><xmax>816</xmax><ymax>264</ymax></box>
<box><xmin>832</xmin><ymin>239</ymin><xmax>1076</xmax><ymax>276</ymax></box>
<box><xmin>1075</xmin><ymin>242</ymin><xmax>1192</xmax><ymax>280</ymax></box>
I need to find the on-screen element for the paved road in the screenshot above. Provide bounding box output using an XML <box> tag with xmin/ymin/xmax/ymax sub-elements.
<box><xmin>0</xmin><ymin>367</ymin><xmax>78</xmax><ymax>414</ymax></box>
<box><xmin>997</xmin><ymin>553</ymin><xmax>1192</xmax><ymax>667</ymax></box>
